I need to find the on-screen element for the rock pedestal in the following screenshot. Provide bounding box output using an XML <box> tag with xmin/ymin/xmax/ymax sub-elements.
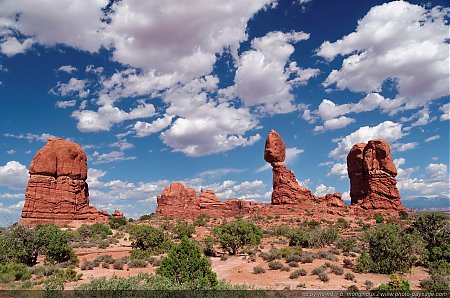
<box><xmin>264</xmin><ymin>130</ymin><xmax>315</xmax><ymax>204</ymax></box>
<box><xmin>21</xmin><ymin>138</ymin><xmax>109</xmax><ymax>227</ymax></box>
<box><xmin>347</xmin><ymin>139</ymin><xmax>403</xmax><ymax>210</ymax></box>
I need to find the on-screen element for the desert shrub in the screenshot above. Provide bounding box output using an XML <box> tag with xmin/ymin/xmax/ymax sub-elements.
<box><xmin>156</xmin><ymin>236</ymin><xmax>217</xmax><ymax>287</ymax></box>
<box><xmin>312</xmin><ymin>266</ymin><xmax>326</xmax><ymax>275</ymax></box>
<box><xmin>220</xmin><ymin>254</ymin><xmax>228</xmax><ymax>261</ymax></box>
<box><xmin>128</xmin><ymin>259</ymin><xmax>147</xmax><ymax>268</ymax></box>
<box><xmin>35</xmin><ymin>224</ymin><xmax>77</xmax><ymax>265</ymax></box>
<box><xmin>329</xmin><ymin>247</ymin><xmax>340</xmax><ymax>255</ymax></box>
<box><xmin>318</xmin><ymin>251</ymin><xmax>338</xmax><ymax>261</ymax></box>
<box><xmin>344</xmin><ymin>273</ymin><xmax>355</xmax><ymax>281</ymax></box>
<box><xmin>276</xmin><ymin>246</ymin><xmax>297</xmax><ymax>258</ymax></box>
<box><xmin>113</xmin><ymin>259</ymin><xmax>126</xmax><ymax>270</ymax></box>
<box><xmin>272</xmin><ymin>226</ymin><xmax>292</xmax><ymax>236</ymax></box>
<box><xmin>268</xmin><ymin>261</ymin><xmax>283</xmax><ymax>270</ymax></box>
<box><xmin>300</xmin><ymin>254</ymin><xmax>315</xmax><ymax>264</ymax></box>
<box><xmin>130</xmin><ymin>249</ymin><xmax>151</xmax><ymax>260</ymax></box>
<box><xmin>147</xmin><ymin>257</ymin><xmax>161</xmax><ymax>267</ymax></box>
<box><xmin>330</xmin><ymin>264</ymin><xmax>344</xmax><ymax>275</ymax></box>
<box><xmin>378</xmin><ymin>274</ymin><xmax>411</xmax><ymax>292</ymax></box>
<box><xmin>318</xmin><ymin>272</ymin><xmax>329</xmax><ymax>282</ymax></box>
<box><xmin>172</xmin><ymin>222</ymin><xmax>195</xmax><ymax>239</ymax></box>
<box><xmin>0</xmin><ymin>263</ymin><xmax>31</xmax><ymax>281</ymax></box>
<box><xmin>335</xmin><ymin>237</ymin><xmax>356</xmax><ymax>253</ymax></box>
<box><xmin>253</xmin><ymin>266</ymin><xmax>265</xmax><ymax>274</ymax></box>
<box><xmin>77</xmin><ymin>223</ymin><xmax>112</xmax><ymax>240</ymax></box>
<box><xmin>288</xmin><ymin>226</ymin><xmax>339</xmax><ymax>248</ymax></box>
<box><xmin>212</xmin><ymin>220</ymin><xmax>262</xmax><ymax>255</ymax></box>
<box><xmin>109</xmin><ymin>216</ymin><xmax>127</xmax><ymax>229</ymax></box>
<box><xmin>347</xmin><ymin>285</ymin><xmax>359</xmax><ymax>292</ymax></box>
<box><xmin>202</xmin><ymin>236</ymin><xmax>215</xmax><ymax>257</ymax></box>
<box><xmin>357</xmin><ymin>223</ymin><xmax>423</xmax><ymax>274</ymax></box>
<box><xmin>420</xmin><ymin>272</ymin><xmax>450</xmax><ymax>292</ymax></box>
<box><xmin>80</xmin><ymin>261</ymin><xmax>95</xmax><ymax>270</ymax></box>
<box><xmin>260</xmin><ymin>252</ymin><xmax>277</xmax><ymax>262</ymax></box>
<box><xmin>281</xmin><ymin>265</ymin><xmax>290</xmax><ymax>272</ymax></box>
<box><xmin>0</xmin><ymin>225</ymin><xmax>38</xmax><ymax>266</ymax></box>
<box><xmin>94</xmin><ymin>255</ymin><xmax>115</xmax><ymax>265</ymax></box>
<box><xmin>413</xmin><ymin>213</ymin><xmax>450</xmax><ymax>268</ymax></box>
<box><xmin>286</xmin><ymin>255</ymin><xmax>302</xmax><ymax>263</ymax></box>
<box><xmin>343</xmin><ymin>258</ymin><xmax>353</xmax><ymax>267</ymax></box>
<box><xmin>364</xmin><ymin>280</ymin><xmax>374</xmax><ymax>290</ymax></box>
<box><xmin>194</xmin><ymin>214</ymin><xmax>210</xmax><ymax>227</ymax></box>
<box><xmin>398</xmin><ymin>210</ymin><xmax>409</xmax><ymax>220</ymax></box>
<box><xmin>289</xmin><ymin>269</ymin><xmax>307</xmax><ymax>279</ymax></box>
<box><xmin>288</xmin><ymin>261</ymin><xmax>299</xmax><ymax>268</ymax></box>
<box><xmin>128</xmin><ymin>225</ymin><xmax>173</xmax><ymax>254</ymax></box>
<box><xmin>139</xmin><ymin>214</ymin><xmax>153</xmax><ymax>221</ymax></box>
<box><xmin>336</xmin><ymin>218</ymin><xmax>350</xmax><ymax>229</ymax></box>
<box><xmin>374</xmin><ymin>213</ymin><xmax>384</xmax><ymax>224</ymax></box>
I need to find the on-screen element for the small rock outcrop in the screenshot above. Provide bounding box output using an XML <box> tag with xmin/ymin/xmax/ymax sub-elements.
<box><xmin>264</xmin><ymin>130</ymin><xmax>315</xmax><ymax>204</ymax></box>
<box><xmin>21</xmin><ymin>138</ymin><xmax>109</xmax><ymax>227</ymax></box>
<box><xmin>347</xmin><ymin>139</ymin><xmax>403</xmax><ymax>210</ymax></box>
<box><xmin>156</xmin><ymin>182</ymin><xmax>262</xmax><ymax>217</ymax></box>
<box><xmin>324</xmin><ymin>193</ymin><xmax>346</xmax><ymax>208</ymax></box>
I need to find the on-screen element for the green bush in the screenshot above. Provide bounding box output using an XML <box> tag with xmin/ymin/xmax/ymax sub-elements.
<box><xmin>253</xmin><ymin>266</ymin><xmax>265</xmax><ymax>274</ymax></box>
<box><xmin>288</xmin><ymin>226</ymin><xmax>339</xmax><ymax>248</ymax></box>
<box><xmin>420</xmin><ymin>273</ymin><xmax>450</xmax><ymax>292</ymax></box>
<box><xmin>109</xmin><ymin>216</ymin><xmax>127</xmax><ymax>229</ymax></box>
<box><xmin>398</xmin><ymin>211</ymin><xmax>408</xmax><ymax>220</ymax></box>
<box><xmin>128</xmin><ymin>259</ymin><xmax>147</xmax><ymax>268</ymax></box>
<box><xmin>130</xmin><ymin>249</ymin><xmax>151</xmax><ymax>260</ymax></box>
<box><xmin>413</xmin><ymin>213</ymin><xmax>450</xmax><ymax>268</ymax></box>
<box><xmin>268</xmin><ymin>261</ymin><xmax>283</xmax><ymax>270</ymax></box>
<box><xmin>172</xmin><ymin>222</ymin><xmax>195</xmax><ymax>239</ymax></box>
<box><xmin>378</xmin><ymin>274</ymin><xmax>411</xmax><ymax>292</ymax></box>
<box><xmin>335</xmin><ymin>238</ymin><xmax>356</xmax><ymax>253</ymax></box>
<box><xmin>194</xmin><ymin>214</ymin><xmax>210</xmax><ymax>227</ymax></box>
<box><xmin>0</xmin><ymin>225</ymin><xmax>39</xmax><ymax>266</ymax></box>
<box><xmin>318</xmin><ymin>272</ymin><xmax>329</xmax><ymax>282</ymax></box>
<box><xmin>336</xmin><ymin>218</ymin><xmax>350</xmax><ymax>229</ymax></box>
<box><xmin>202</xmin><ymin>236</ymin><xmax>215</xmax><ymax>257</ymax></box>
<box><xmin>35</xmin><ymin>224</ymin><xmax>77</xmax><ymax>265</ymax></box>
<box><xmin>128</xmin><ymin>225</ymin><xmax>172</xmax><ymax>254</ymax></box>
<box><xmin>357</xmin><ymin>223</ymin><xmax>423</xmax><ymax>274</ymax></box>
<box><xmin>0</xmin><ymin>263</ymin><xmax>31</xmax><ymax>281</ymax></box>
<box><xmin>212</xmin><ymin>220</ymin><xmax>262</xmax><ymax>255</ymax></box>
<box><xmin>139</xmin><ymin>214</ymin><xmax>153</xmax><ymax>221</ymax></box>
<box><xmin>374</xmin><ymin>213</ymin><xmax>384</xmax><ymax>223</ymax></box>
<box><xmin>156</xmin><ymin>236</ymin><xmax>217</xmax><ymax>287</ymax></box>
<box><xmin>289</xmin><ymin>269</ymin><xmax>307</xmax><ymax>279</ymax></box>
<box><xmin>77</xmin><ymin>223</ymin><xmax>112</xmax><ymax>240</ymax></box>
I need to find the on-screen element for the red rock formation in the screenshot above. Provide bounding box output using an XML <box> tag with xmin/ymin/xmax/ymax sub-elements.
<box><xmin>21</xmin><ymin>138</ymin><xmax>109</xmax><ymax>227</ymax></box>
<box><xmin>112</xmin><ymin>210</ymin><xmax>124</xmax><ymax>217</ymax></box>
<box><xmin>265</xmin><ymin>130</ymin><xmax>315</xmax><ymax>204</ymax></box>
<box><xmin>156</xmin><ymin>182</ymin><xmax>262</xmax><ymax>217</ymax></box>
<box><xmin>347</xmin><ymin>139</ymin><xmax>403</xmax><ymax>210</ymax></box>
<box><xmin>324</xmin><ymin>193</ymin><xmax>346</xmax><ymax>208</ymax></box>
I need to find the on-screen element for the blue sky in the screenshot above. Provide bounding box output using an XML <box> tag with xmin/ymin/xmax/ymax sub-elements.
<box><xmin>0</xmin><ymin>0</ymin><xmax>448</xmax><ymax>224</ymax></box>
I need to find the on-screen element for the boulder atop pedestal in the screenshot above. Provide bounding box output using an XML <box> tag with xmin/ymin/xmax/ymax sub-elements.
<box><xmin>264</xmin><ymin>129</ymin><xmax>286</xmax><ymax>164</ymax></box>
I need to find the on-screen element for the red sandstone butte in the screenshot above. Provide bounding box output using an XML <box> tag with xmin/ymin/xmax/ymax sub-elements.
<box><xmin>156</xmin><ymin>182</ymin><xmax>262</xmax><ymax>217</ymax></box>
<box><xmin>21</xmin><ymin>138</ymin><xmax>109</xmax><ymax>227</ymax></box>
<box><xmin>347</xmin><ymin>139</ymin><xmax>403</xmax><ymax>210</ymax></box>
<box><xmin>112</xmin><ymin>210</ymin><xmax>124</xmax><ymax>217</ymax></box>
<box><xmin>265</xmin><ymin>130</ymin><xmax>315</xmax><ymax>204</ymax></box>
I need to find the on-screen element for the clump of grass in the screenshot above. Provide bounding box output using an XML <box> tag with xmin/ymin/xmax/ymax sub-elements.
<box><xmin>253</xmin><ymin>266</ymin><xmax>265</xmax><ymax>274</ymax></box>
<box><xmin>312</xmin><ymin>266</ymin><xmax>326</xmax><ymax>275</ymax></box>
<box><xmin>318</xmin><ymin>272</ymin><xmax>329</xmax><ymax>282</ymax></box>
<box><xmin>268</xmin><ymin>261</ymin><xmax>284</xmax><ymax>270</ymax></box>
<box><xmin>289</xmin><ymin>269</ymin><xmax>307</xmax><ymax>279</ymax></box>
<box><xmin>288</xmin><ymin>261</ymin><xmax>299</xmax><ymax>268</ymax></box>
<box><xmin>344</xmin><ymin>273</ymin><xmax>355</xmax><ymax>281</ymax></box>
<box><xmin>330</xmin><ymin>264</ymin><xmax>344</xmax><ymax>275</ymax></box>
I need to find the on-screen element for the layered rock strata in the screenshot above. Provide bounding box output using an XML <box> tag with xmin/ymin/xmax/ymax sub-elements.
<box><xmin>21</xmin><ymin>138</ymin><xmax>109</xmax><ymax>226</ymax></box>
<box><xmin>347</xmin><ymin>139</ymin><xmax>403</xmax><ymax>210</ymax></box>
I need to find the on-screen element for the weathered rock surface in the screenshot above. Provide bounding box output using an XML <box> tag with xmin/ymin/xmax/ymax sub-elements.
<box><xmin>156</xmin><ymin>182</ymin><xmax>262</xmax><ymax>217</ymax></box>
<box><xmin>347</xmin><ymin>139</ymin><xmax>403</xmax><ymax>210</ymax></box>
<box><xmin>21</xmin><ymin>138</ymin><xmax>109</xmax><ymax>227</ymax></box>
<box><xmin>323</xmin><ymin>193</ymin><xmax>346</xmax><ymax>208</ymax></box>
<box><xmin>112</xmin><ymin>210</ymin><xmax>124</xmax><ymax>218</ymax></box>
<box><xmin>265</xmin><ymin>130</ymin><xmax>315</xmax><ymax>204</ymax></box>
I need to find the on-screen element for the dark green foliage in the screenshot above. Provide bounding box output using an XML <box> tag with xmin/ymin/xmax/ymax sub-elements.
<box><xmin>128</xmin><ymin>225</ymin><xmax>173</xmax><ymax>254</ymax></box>
<box><xmin>272</xmin><ymin>225</ymin><xmax>292</xmax><ymax>236</ymax></box>
<box><xmin>77</xmin><ymin>223</ymin><xmax>112</xmax><ymax>240</ymax></box>
<box><xmin>202</xmin><ymin>236</ymin><xmax>215</xmax><ymax>257</ymax></box>
<box><xmin>35</xmin><ymin>224</ymin><xmax>77</xmax><ymax>265</ymax></box>
<box><xmin>253</xmin><ymin>266</ymin><xmax>265</xmax><ymax>274</ymax></box>
<box><xmin>413</xmin><ymin>213</ymin><xmax>450</xmax><ymax>268</ymax></box>
<box><xmin>0</xmin><ymin>225</ymin><xmax>38</xmax><ymax>266</ymax></box>
<box><xmin>336</xmin><ymin>218</ymin><xmax>350</xmax><ymax>229</ymax></box>
<box><xmin>374</xmin><ymin>213</ymin><xmax>384</xmax><ymax>223</ymax></box>
<box><xmin>130</xmin><ymin>249</ymin><xmax>151</xmax><ymax>260</ymax></box>
<box><xmin>156</xmin><ymin>236</ymin><xmax>217</xmax><ymax>287</ymax></box>
<box><xmin>139</xmin><ymin>214</ymin><xmax>153</xmax><ymax>221</ymax></box>
<box><xmin>335</xmin><ymin>237</ymin><xmax>356</xmax><ymax>253</ymax></box>
<box><xmin>357</xmin><ymin>223</ymin><xmax>424</xmax><ymax>274</ymax></box>
<box><xmin>194</xmin><ymin>214</ymin><xmax>210</xmax><ymax>227</ymax></box>
<box><xmin>288</xmin><ymin>226</ymin><xmax>339</xmax><ymax>248</ymax></box>
<box><xmin>420</xmin><ymin>272</ymin><xmax>450</xmax><ymax>292</ymax></box>
<box><xmin>212</xmin><ymin>220</ymin><xmax>262</xmax><ymax>255</ymax></box>
<box><xmin>0</xmin><ymin>263</ymin><xmax>31</xmax><ymax>281</ymax></box>
<box><xmin>109</xmin><ymin>216</ymin><xmax>127</xmax><ymax>229</ymax></box>
<box><xmin>398</xmin><ymin>210</ymin><xmax>408</xmax><ymax>220</ymax></box>
<box><xmin>172</xmin><ymin>221</ymin><xmax>195</xmax><ymax>239</ymax></box>
<box><xmin>378</xmin><ymin>274</ymin><xmax>411</xmax><ymax>292</ymax></box>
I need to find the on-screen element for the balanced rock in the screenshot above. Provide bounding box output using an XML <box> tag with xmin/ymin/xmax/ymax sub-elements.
<box><xmin>265</xmin><ymin>130</ymin><xmax>315</xmax><ymax>204</ymax></box>
<box><xmin>156</xmin><ymin>182</ymin><xmax>261</xmax><ymax>217</ymax></box>
<box><xmin>21</xmin><ymin>138</ymin><xmax>109</xmax><ymax>227</ymax></box>
<box><xmin>347</xmin><ymin>139</ymin><xmax>403</xmax><ymax>210</ymax></box>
